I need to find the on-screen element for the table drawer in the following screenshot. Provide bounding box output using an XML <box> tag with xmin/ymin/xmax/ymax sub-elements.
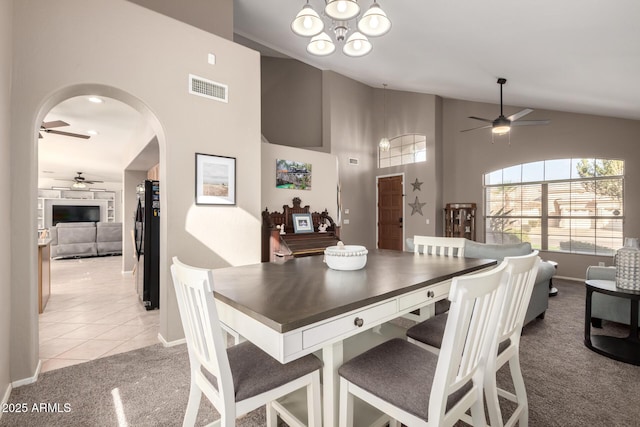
<box><xmin>398</xmin><ymin>281</ymin><xmax>450</xmax><ymax>312</ymax></box>
<box><xmin>302</xmin><ymin>300</ymin><xmax>397</xmax><ymax>349</ymax></box>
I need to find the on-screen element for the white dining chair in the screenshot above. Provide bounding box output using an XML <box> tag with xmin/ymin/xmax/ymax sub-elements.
<box><xmin>408</xmin><ymin>235</ymin><xmax>467</xmax><ymax>321</ymax></box>
<box><xmin>171</xmin><ymin>257</ymin><xmax>322</xmax><ymax>427</ymax></box>
<box><xmin>413</xmin><ymin>235</ymin><xmax>466</xmax><ymax>257</ymax></box>
<box><xmin>407</xmin><ymin>251</ymin><xmax>540</xmax><ymax>427</ymax></box>
<box><xmin>338</xmin><ymin>260</ymin><xmax>509</xmax><ymax>427</ymax></box>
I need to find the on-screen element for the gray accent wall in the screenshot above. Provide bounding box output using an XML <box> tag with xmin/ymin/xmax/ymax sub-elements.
<box><xmin>442</xmin><ymin>98</ymin><xmax>640</xmax><ymax>278</ymax></box>
<box><xmin>10</xmin><ymin>0</ymin><xmax>260</xmax><ymax>383</ymax></box>
<box><xmin>1</xmin><ymin>0</ymin><xmax>13</xmax><ymax>406</ymax></box>
<box><xmin>261</xmin><ymin>57</ymin><xmax>323</xmax><ymax>149</ymax></box>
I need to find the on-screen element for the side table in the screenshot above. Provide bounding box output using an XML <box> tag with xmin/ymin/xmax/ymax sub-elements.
<box><xmin>584</xmin><ymin>279</ymin><xmax>640</xmax><ymax>365</ymax></box>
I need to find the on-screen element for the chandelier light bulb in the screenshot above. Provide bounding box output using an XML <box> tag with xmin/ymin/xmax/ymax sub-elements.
<box><xmin>291</xmin><ymin>3</ymin><xmax>324</xmax><ymax>37</ymax></box>
<box><xmin>358</xmin><ymin>2</ymin><xmax>391</xmax><ymax>37</ymax></box>
<box><xmin>325</xmin><ymin>0</ymin><xmax>360</xmax><ymax>21</ymax></box>
<box><xmin>307</xmin><ymin>32</ymin><xmax>336</xmax><ymax>56</ymax></box>
<box><xmin>379</xmin><ymin>137</ymin><xmax>390</xmax><ymax>151</ymax></box>
<box><xmin>343</xmin><ymin>31</ymin><xmax>372</xmax><ymax>57</ymax></box>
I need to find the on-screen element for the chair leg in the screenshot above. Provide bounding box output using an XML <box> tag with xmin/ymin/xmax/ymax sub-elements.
<box><xmin>183</xmin><ymin>381</ymin><xmax>202</xmax><ymax>427</ymax></box>
<box><xmin>484</xmin><ymin>370</ymin><xmax>503</xmax><ymax>427</ymax></box>
<box><xmin>508</xmin><ymin>354</ymin><xmax>529</xmax><ymax>427</ymax></box>
<box><xmin>339</xmin><ymin>378</ymin><xmax>354</xmax><ymax>427</ymax></box>
<box><xmin>308</xmin><ymin>372</ymin><xmax>322</xmax><ymax>427</ymax></box>
<box><xmin>266</xmin><ymin>402</ymin><xmax>278</xmax><ymax>427</ymax></box>
<box><xmin>469</xmin><ymin>386</ymin><xmax>487</xmax><ymax>427</ymax></box>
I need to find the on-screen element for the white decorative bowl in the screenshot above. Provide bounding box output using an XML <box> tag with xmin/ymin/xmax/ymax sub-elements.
<box><xmin>324</xmin><ymin>245</ymin><xmax>368</xmax><ymax>271</ymax></box>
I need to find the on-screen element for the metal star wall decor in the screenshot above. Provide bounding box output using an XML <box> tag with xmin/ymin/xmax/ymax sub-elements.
<box><xmin>411</xmin><ymin>178</ymin><xmax>423</xmax><ymax>191</ymax></box>
<box><xmin>409</xmin><ymin>196</ymin><xmax>426</xmax><ymax>216</ymax></box>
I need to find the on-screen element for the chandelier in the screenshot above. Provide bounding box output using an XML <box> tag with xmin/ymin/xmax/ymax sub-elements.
<box><xmin>291</xmin><ymin>0</ymin><xmax>391</xmax><ymax>57</ymax></box>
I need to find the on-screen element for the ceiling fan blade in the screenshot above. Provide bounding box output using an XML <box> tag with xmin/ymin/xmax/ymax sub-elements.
<box><xmin>511</xmin><ymin>120</ymin><xmax>551</xmax><ymax>127</ymax></box>
<box><xmin>460</xmin><ymin>124</ymin><xmax>492</xmax><ymax>133</ymax></box>
<box><xmin>44</xmin><ymin>129</ymin><xmax>90</xmax><ymax>139</ymax></box>
<box><xmin>468</xmin><ymin>116</ymin><xmax>493</xmax><ymax>123</ymax></box>
<box><xmin>84</xmin><ymin>180</ymin><xmax>104</xmax><ymax>184</ymax></box>
<box><xmin>507</xmin><ymin>109</ymin><xmax>533</xmax><ymax>121</ymax></box>
<box><xmin>41</xmin><ymin>120</ymin><xmax>69</xmax><ymax>129</ymax></box>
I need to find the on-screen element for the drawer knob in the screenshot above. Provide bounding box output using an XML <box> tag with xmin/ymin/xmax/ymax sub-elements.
<box><xmin>354</xmin><ymin>317</ymin><xmax>364</xmax><ymax>327</ymax></box>
<box><xmin>427</xmin><ymin>290</ymin><xmax>435</xmax><ymax>298</ymax></box>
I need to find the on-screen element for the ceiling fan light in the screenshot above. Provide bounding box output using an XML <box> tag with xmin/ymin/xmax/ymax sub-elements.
<box><xmin>379</xmin><ymin>137</ymin><xmax>390</xmax><ymax>151</ymax></box>
<box><xmin>357</xmin><ymin>2</ymin><xmax>391</xmax><ymax>37</ymax></box>
<box><xmin>291</xmin><ymin>3</ymin><xmax>324</xmax><ymax>37</ymax></box>
<box><xmin>307</xmin><ymin>32</ymin><xmax>336</xmax><ymax>56</ymax></box>
<box><xmin>343</xmin><ymin>31</ymin><xmax>372</xmax><ymax>57</ymax></box>
<box><xmin>72</xmin><ymin>181</ymin><xmax>87</xmax><ymax>189</ymax></box>
<box><xmin>325</xmin><ymin>0</ymin><xmax>360</xmax><ymax>21</ymax></box>
<box><xmin>492</xmin><ymin>125</ymin><xmax>511</xmax><ymax>135</ymax></box>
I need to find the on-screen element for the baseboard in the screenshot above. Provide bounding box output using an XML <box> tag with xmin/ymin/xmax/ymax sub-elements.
<box><xmin>11</xmin><ymin>360</ymin><xmax>41</xmax><ymax>388</ymax></box>
<box><xmin>121</xmin><ymin>270</ymin><xmax>134</xmax><ymax>277</ymax></box>
<box><xmin>554</xmin><ymin>275</ymin><xmax>582</xmax><ymax>282</ymax></box>
<box><xmin>0</xmin><ymin>381</ymin><xmax>12</xmax><ymax>420</ymax></box>
<box><xmin>157</xmin><ymin>332</ymin><xmax>186</xmax><ymax>348</ymax></box>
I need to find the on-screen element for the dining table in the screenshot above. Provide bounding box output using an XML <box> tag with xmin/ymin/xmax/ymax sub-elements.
<box><xmin>212</xmin><ymin>249</ymin><xmax>497</xmax><ymax>427</ymax></box>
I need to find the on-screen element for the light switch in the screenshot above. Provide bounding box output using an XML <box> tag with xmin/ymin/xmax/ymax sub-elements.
<box><xmin>208</xmin><ymin>53</ymin><xmax>216</xmax><ymax>65</ymax></box>
<box><xmin>344</xmin><ymin>219</ymin><xmax>350</xmax><ymax>224</ymax></box>
<box><xmin>345</xmin><ymin>209</ymin><xmax>350</xmax><ymax>214</ymax></box>
<box><xmin>426</xmin><ymin>219</ymin><xmax>430</xmax><ymax>225</ymax></box>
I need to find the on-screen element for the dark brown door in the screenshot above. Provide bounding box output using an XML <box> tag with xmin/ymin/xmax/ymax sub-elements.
<box><xmin>378</xmin><ymin>175</ymin><xmax>403</xmax><ymax>250</ymax></box>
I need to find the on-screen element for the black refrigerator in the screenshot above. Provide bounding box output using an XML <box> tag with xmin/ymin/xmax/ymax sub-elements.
<box><xmin>134</xmin><ymin>180</ymin><xmax>160</xmax><ymax>310</ymax></box>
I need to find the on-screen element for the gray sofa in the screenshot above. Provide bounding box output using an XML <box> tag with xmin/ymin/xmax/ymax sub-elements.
<box><xmin>586</xmin><ymin>266</ymin><xmax>640</xmax><ymax>327</ymax></box>
<box><xmin>406</xmin><ymin>238</ymin><xmax>555</xmax><ymax>325</ymax></box>
<box><xmin>50</xmin><ymin>222</ymin><xmax>122</xmax><ymax>259</ymax></box>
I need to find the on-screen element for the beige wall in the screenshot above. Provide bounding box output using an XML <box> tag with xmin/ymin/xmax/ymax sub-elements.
<box><xmin>10</xmin><ymin>0</ymin><xmax>260</xmax><ymax>382</ymax></box>
<box><xmin>126</xmin><ymin>0</ymin><xmax>233</xmax><ymax>40</ymax></box>
<box><xmin>261</xmin><ymin>57</ymin><xmax>323</xmax><ymax>148</ymax></box>
<box><xmin>1</xmin><ymin>0</ymin><xmax>13</xmax><ymax>407</ymax></box>
<box><xmin>261</xmin><ymin>143</ymin><xmax>338</xmax><ymax>220</ymax></box>
<box><xmin>442</xmin><ymin>98</ymin><xmax>640</xmax><ymax>278</ymax></box>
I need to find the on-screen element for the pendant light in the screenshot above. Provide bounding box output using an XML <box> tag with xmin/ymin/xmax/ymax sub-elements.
<box><xmin>307</xmin><ymin>32</ymin><xmax>336</xmax><ymax>56</ymax></box>
<box><xmin>291</xmin><ymin>1</ymin><xmax>324</xmax><ymax>37</ymax></box>
<box><xmin>343</xmin><ymin>31</ymin><xmax>372</xmax><ymax>57</ymax></box>
<box><xmin>379</xmin><ymin>84</ymin><xmax>390</xmax><ymax>152</ymax></box>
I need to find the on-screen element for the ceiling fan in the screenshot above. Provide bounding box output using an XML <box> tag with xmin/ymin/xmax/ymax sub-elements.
<box><xmin>461</xmin><ymin>78</ymin><xmax>550</xmax><ymax>134</ymax></box>
<box><xmin>56</xmin><ymin>172</ymin><xmax>104</xmax><ymax>189</ymax></box>
<box><xmin>39</xmin><ymin>120</ymin><xmax>90</xmax><ymax>139</ymax></box>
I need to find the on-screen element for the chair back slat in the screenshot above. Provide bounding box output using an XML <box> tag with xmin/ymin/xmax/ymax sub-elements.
<box><xmin>414</xmin><ymin>235</ymin><xmax>466</xmax><ymax>257</ymax></box>
<box><xmin>499</xmin><ymin>251</ymin><xmax>540</xmax><ymax>342</ymax></box>
<box><xmin>171</xmin><ymin>257</ymin><xmax>235</xmax><ymax>408</ymax></box>
<box><xmin>429</xmin><ymin>260</ymin><xmax>509</xmax><ymax>418</ymax></box>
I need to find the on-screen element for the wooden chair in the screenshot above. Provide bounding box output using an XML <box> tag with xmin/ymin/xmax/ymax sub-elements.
<box><xmin>338</xmin><ymin>260</ymin><xmax>509</xmax><ymax>427</ymax></box>
<box><xmin>407</xmin><ymin>251</ymin><xmax>540</xmax><ymax>427</ymax></box>
<box><xmin>413</xmin><ymin>235</ymin><xmax>466</xmax><ymax>257</ymax></box>
<box><xmin>170</xmin><ymin>257</ymin><xmax>322</xmax><ymax>427</ymax></box>
<box><xmin>408</xmin><ymin>236</ymin><xmax>466</xmax><ymax>321</ymax></box>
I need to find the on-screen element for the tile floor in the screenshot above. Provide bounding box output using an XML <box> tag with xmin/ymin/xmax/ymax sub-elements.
<box><xmin>39</xmin><ymin>255</ymin><xmax>160</xmax><ymax>373</ymax></box>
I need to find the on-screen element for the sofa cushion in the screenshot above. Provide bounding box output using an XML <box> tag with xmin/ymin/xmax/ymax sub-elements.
<box><xmin>96</xmin><ymin>222</ymin><xmax>121</xmax><ymax>243</ymax></box>
<box><xmin>464</xmin><ymin>240</ymin><xmax>532</xmax><ymax>261</ymax></box>
<box><xmin>57</xmin><ymin>223</ymin><xmax>96</xmax><ymax>245</ymax></box>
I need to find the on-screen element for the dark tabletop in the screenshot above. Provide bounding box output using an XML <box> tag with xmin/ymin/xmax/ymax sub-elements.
<box><xmin>212</xmin><ymin>250</ymin><xmax>497</xmax><ymax>333</ymax></box>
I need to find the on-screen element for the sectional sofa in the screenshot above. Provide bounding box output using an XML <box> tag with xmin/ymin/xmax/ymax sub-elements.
<box><xmin>49</xmin><ymin>222</ymin><xmax>123</xmax><ymax>259</ymax></box>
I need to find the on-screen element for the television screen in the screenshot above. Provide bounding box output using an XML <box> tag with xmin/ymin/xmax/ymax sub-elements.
<box><xmin>52</xmin><ymin>205</ymin><xmax>100</xmax><ymax>226</ymax></box>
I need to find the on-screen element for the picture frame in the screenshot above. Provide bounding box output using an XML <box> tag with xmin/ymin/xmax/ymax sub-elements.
<box><xmin>276</xmin><ymin>159</ymin><xmax>312</xmax><ymax>190</ymax></box>
<box><xmin>195</xmin><ymin>153</ymin><xmax>236</xmax><ymax>205</ymax></box>
<box><xmin>292</xmin><ymin>213</ymin><xmax>314</xmax><ymax>233</ymax></box>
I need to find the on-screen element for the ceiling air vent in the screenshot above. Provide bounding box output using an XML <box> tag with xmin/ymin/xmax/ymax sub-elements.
<box><xmin>189</xmin><ymin>74</ymin><xmax>228</xmax><ymax>103</ymax></box>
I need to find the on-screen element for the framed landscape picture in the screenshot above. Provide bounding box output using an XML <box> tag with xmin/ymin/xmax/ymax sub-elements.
<box><xmin>292</xmin><ymin>213</ymin><xmax>314</xmax><ymax>233</ymax></box>
<box><xmin>195</xmin><ymin>153</ymin><xmax>236</xmax><ymax>205</ymax></box>
<box><xmin>276</xmin><ymin>159</ymin><xmax>312</xmax><ymax>190</ymax></box>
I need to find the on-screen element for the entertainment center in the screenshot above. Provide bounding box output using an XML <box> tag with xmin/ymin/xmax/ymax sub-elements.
<box><xmin>38</xmin><ymin>188</ymin><xmax>116</xmax><ymax>229</ymax></box>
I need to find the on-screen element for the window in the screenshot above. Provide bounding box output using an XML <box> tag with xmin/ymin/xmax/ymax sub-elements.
<box><xmin>485</xmin><ymin>159</ymin><xmax>624</xmax><ymax>255</ymax></box>
<box><xmin>379</xmin><ymin>134</ymin><xmax>426</xmax><ymax>168</ymax></box>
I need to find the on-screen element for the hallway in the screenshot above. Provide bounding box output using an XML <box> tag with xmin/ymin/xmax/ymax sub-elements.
<box><xmin>38</xmin><ymin>256</ymin><xmax>159</xmax><ymax>373</ymax></box>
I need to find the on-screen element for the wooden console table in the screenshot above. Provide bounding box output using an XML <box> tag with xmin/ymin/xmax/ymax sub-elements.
<box><xmin>584</xmin><ymin>279</ymin><xmax>640</xmax><ymax>365</ymax></box>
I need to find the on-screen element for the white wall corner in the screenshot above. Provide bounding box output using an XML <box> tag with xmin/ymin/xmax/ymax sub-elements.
<box><xmin>11</xmin><ymin>360</ymin><xmax>41</xmax><ymax>388</ymax></box>
<box><xmin>157</xmin><ymin>333</ymin><xmax>185</xmax><ymax>348</ymax></box>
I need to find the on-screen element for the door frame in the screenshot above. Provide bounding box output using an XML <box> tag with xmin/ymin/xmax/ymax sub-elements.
<box><xmin>375</xmin><ymin>172</ymin><xmax>406</xmax><ymax>250</ymax></box>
